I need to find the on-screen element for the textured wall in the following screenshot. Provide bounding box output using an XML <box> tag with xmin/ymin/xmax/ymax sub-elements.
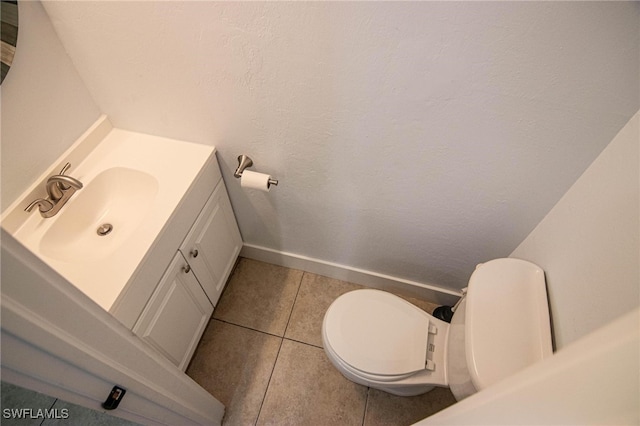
<box><xmin>41</xmin><ymin>1</ymin><xmax>639</xmax><ymax>290</ymax></box>
<box><xmin>511</xmin><ymin>112</ymin><xmax>639</xmax><ymax>349</ymax></box>
<box><xmin>0</xmin><ymin>1</ymin><xmax>100</xmax><ymax>210</ymax></box>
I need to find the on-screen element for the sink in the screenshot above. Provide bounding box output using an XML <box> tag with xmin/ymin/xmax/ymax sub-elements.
<box><xmin>40</xmin><ymin>167</ymin><xmax>159</xmax><ymax>262</ymax></box>
<box><xmin>2</xmin><ymin>115</ymin><xmax>215</xmax><ymax>311</ymax></box>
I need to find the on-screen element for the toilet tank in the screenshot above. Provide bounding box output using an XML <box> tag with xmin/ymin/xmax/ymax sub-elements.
<box><xmin>447</xmin><ymin>258</ymin><xmax>553</xmax><ymax>400</ymax></box>
<box><xmin>466</xmin><ymin>258</ymin><xmax>553</xmax><ymax>391</ymax></box>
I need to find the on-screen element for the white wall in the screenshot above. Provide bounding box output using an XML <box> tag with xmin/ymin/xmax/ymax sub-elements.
<box><xmin>23</xmin><ymin>2</ymin><xmax>640</xmax><ymax>292</ymax></box>
<box><xmin>40</xmin><ymin>1</ymin><xmax>639</xmax><ymax>292</ymax></box>
<box><xmin>0</xmin><ymin>1</ymin><xmax>100</xmax><ymax>211</ymax></box>
<box><xmin>511</xmin><ymin>112</ymin><xmax>639</xmax><ymax>349</ymax></box>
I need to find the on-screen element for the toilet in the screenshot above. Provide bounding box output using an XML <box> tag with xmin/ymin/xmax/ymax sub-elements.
<box><xmin>321</xmin><ymin>258</ymin><xmax>553</xmax><ymax>399</ymax></box>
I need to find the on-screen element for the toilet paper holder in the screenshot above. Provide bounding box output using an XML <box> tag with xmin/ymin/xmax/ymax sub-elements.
<box><xmin>234</xmin><ymin>155</ymin><xmax>278</xmax><ymax>187</ymax></box>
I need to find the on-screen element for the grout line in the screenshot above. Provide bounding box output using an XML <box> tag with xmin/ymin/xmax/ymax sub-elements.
<box><xmin>282</xmin><ymin>270</ymin><xmax>306</xmax><ymax>338</ymax></box>
<box><xmin>362</xmin><ymin>387</ymin><xmax>371</xmax><ymax>426</ymax></box>
<box><xmin>282</xmin><ymin>336</ymin><xmax>323</xmax><ymax>350</ymax></box>
<box><xmin>253</xmin><ymin>270</ymin><xmax>306</xmax><ymax>425</ymax></box>
<box><xmin>254</xmin><ymin>335</ymin><xmax>284</xmax><ymax>426</ymax></box>
<box><xmin>213</xmin><ymin>317</ymin><xmax>326</xmax><ymax>351</ymax></box>
<box><xmin>211</xmin><ymin>317</ymin><xmax>286</xmax><ymax>340</ymax></box>
<box><xmin>39</xmin><ymin>398</ymin><xmax>59</xmax><ymax>426</ymax></box>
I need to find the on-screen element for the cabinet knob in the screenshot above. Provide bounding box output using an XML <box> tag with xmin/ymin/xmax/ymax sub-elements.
<box><xmin>183</xmin><ymin>264</ymin><xmax>191</xmax><ymax>274</ymax></box>
<box><xmin>190</xmin><ymin>249</ymin><xmax>199</xmax><ymax>258</ymax></box>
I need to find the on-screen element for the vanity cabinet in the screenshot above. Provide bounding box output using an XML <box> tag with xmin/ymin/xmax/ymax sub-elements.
<box><xmin>133</xmin><ymin>252</ymin><xmax>213</xmax><ymax>371</ymax></box>
<box><xmin>5</xmin><ymin>114</ymin><xmax>244</xmax><ymax>372</ymax></box>
<box><xmin>179</xmin><ymin>181</ymin><xmax>243</xmax><ymax>306</ymax></box>
<box><xmin>133</xmin><ymin>177</ymin><xmax>242</xmax><ymax>370</ymax></box>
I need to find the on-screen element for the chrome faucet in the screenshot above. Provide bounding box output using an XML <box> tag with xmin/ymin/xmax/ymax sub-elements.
<box><xmin>25</xmin><ymin>162</ymin><xmax>83</xmax><ymax>218</ymax></box>
<box><xmin>46</xmin><ymin>174</ymin><xmax>83</xmax><ymax>200</ymax></box>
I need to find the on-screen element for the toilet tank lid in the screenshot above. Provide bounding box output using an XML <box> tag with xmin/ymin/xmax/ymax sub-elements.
<box><xmin>465</xmin><ymin>258</ymin><xmax>553</xmax><ymax>391</ymax></box>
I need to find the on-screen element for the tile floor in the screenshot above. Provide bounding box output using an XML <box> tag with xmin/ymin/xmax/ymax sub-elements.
<box><xmin>187</xmin><ymin>258</ymin><xmax>457</xmax><ymax>426</ymax></box>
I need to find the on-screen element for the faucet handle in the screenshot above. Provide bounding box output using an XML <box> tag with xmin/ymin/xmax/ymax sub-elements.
<box><xmin>59</xmin><ymin>162</ymin><xmax>71</xmax><ymax>175</ymax></box>
<box><xmin>25</xmin><ymin>198</ymin><xmax>54</xmax><ymax>214</ymax></box>
<box><xmin>57</xmin><ymin>162</ymin><xmax>72</xmax><ymax>189</ymax></box>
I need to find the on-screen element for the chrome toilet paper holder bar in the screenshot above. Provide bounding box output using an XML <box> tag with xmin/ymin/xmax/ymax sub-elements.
<box><xmin>234</xmin><ymin>155</ymin><xmax>278</xmax><ymax>186</ymax></box>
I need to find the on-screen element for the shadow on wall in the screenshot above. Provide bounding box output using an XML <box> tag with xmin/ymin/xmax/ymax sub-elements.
<box><xmin>217</xmin><ymin>154</ymin><xmax>284</xmax><ymax>250</ymax></box>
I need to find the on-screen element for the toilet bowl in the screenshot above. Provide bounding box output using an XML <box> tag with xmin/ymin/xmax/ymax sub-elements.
<box><xmin>321</xmin><ymin>258</ymin><xmax>553</xmax><ymax>400</ymax></box>
<box><xmin>322</xmin><ymin>289</ymin><xmax>450</xmax><ymax>396</ymax></box>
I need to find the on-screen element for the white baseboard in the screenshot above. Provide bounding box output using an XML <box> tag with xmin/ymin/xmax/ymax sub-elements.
<box><xmin>240</xmin><ymin>244</ymin><xmax>462</xmax><ymax>306</ymax></box>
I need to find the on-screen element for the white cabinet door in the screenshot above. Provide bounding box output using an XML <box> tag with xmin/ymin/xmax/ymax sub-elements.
<box><xmin>133</xmin><ymin>252</ymin><xmax>213</xmax><ymax>371</ymax></box>
<box><xmin>180</xmin><ymin>182</ymin><xmax>242</xmax><ymax>306</ymax></box>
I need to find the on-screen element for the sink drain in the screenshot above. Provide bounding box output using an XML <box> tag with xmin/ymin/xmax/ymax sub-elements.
<box><xmin>97</xmin><ymin>223</ymin><xmax>114</xmax><ymax>236</ymax></box>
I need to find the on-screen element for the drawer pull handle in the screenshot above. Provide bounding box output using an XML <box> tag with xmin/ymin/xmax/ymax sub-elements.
<box><xmin>183</xmin><ymin>265</ymin><xmax>191</xmax><ymax>274</ymax></box>
<box><xmin>190</xmin><ymin>249</ymin><xmax>199</xmax><ymax>258</ymax></box>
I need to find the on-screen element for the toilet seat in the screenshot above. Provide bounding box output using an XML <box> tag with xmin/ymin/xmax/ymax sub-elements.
<box><xmin>323</xmin><ymin>330</ymin><xmax>417</xmax><ymax>382</ymax></box>
<box><xmin>323</xmin><ymin>289</ymin><xmax>431</xmax><ymax>377</ymax></box>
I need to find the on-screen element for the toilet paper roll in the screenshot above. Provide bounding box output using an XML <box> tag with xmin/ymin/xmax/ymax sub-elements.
<box><xmin>241</xmin><ymin>170</ymin><xmax>273</xmax><ymax>192</ymax></box>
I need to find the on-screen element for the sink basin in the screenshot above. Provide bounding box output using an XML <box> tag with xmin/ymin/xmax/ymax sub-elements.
<box><xmin>40</xmin><ymin>167</ymin><xmax>159</xmax><ymax>262</ymax></box>
<box><xmin>2</xmin><ymin>115</ymin><xmax>215</xmax><ymax>311</ymax></box>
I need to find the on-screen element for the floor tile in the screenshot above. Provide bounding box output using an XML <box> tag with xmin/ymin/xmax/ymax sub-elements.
<box><xmin>285</xmin><ymin>272</ymin><xmax>442</xmax><ymax>348</ymax></box>
<box><xmin>363</xmin><ymin>387</ymin><xmax>457</xmax><ymax>426</ymax></box>
<box><xmin>213</xmin><ymin>258</ymin><xmax>303</xmax><ymax>336</ymax></box>
<box><xmin>257</xmin><ymin>340</ymin><xmax>368</xmax><ymax>426</ymax></box>
<box><xmin>284</xmin><ymin>273</ymin><xmax>364</xmax><ymax>347</ymax></box>
<box><xmin>186</xmin><ymin>320</ymin><xmax>282</xmax><ymax>426</ymax></box>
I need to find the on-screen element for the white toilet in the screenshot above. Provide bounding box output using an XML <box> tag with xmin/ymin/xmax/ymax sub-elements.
<box><xmin>321</xmin><ymin>258</ymin><xmax>553</xmax><ymax>399</ymax></box>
